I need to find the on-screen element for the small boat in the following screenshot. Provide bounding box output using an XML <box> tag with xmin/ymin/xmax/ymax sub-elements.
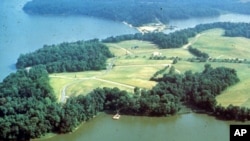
<box><xmin>112</xmin><ymin>113</ymin><xmax>121</xmax><ymax>120</ymax></box>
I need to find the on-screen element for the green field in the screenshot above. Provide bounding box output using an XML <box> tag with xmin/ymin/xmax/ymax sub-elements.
<box><xmin>106</xmin><ymin>40</ymin><xmax>194</xmax><ymax>61</ymax></box>
<box><xmin>49</xmin><ymin>30</ymin><xmax>250</xmax><ymax>108</ymax></box>
<box><xmin>66</xmin><ymin>79</ymin><xmax>134</xmax><ymax>97</ymax></box>
<box><xmin>192</xmin><ymin>29</ymin><xmax>250</xmax><ymax>59</ymax></box>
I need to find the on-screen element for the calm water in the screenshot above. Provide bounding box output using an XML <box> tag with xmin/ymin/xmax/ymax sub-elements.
<box><xmin>2</xmin><ymin>1</ymin><xmax>250</xmax><ymax>141</ymax></box>
<box><xmin>37</xmin><ymin>113</ymin><xmax>249</xmax><ymax>141</ymax></box>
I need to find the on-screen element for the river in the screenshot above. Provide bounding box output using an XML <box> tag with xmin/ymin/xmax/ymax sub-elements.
<box><xmin>1</xmin><ymin>0</ymin><xmax>250</xmax><ymax>141</ymax></box>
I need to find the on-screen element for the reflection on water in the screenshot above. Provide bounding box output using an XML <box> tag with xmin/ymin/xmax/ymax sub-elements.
<box><xmin>38</xmin><ymin>113</ymin><xmax>249</xmax><ymax>141</ymax></box>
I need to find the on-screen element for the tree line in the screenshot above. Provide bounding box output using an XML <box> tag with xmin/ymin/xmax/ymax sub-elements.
<box><xmin>16</xmin><ymin>39</ymin><xmax>113</xmax><ymax>73</ymax></box>
<box><xmin>103</xmin><ymin>22</ymin><xmax>250</xmax><ymax>48</ymax></box>
<box><xmin>23</xmin><ymin>0</ymin><xmax>250</xmax><ymax>26</ymax></box>
<box><xmin>188</xmin><ymin>46</ymin><xmax>209</xmax><ymax>62</ymax></box>
<box><xmin>151</xmin><ymin>64</ymin><xmax>240</xmax><ymax>112</ymax></box>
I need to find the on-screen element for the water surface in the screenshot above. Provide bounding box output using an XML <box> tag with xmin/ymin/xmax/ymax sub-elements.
<box><xmin>38</xmin><ymin>113</ymin><xmax>249</xmax><ymax>141</ymax></box>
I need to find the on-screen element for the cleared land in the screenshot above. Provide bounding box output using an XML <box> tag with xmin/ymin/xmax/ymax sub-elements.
<box><xmin>192</xmin><ymin>29</ymin><xmax>250</xmax><ymax>59</ymax></box>
<box><xmin>49</xmin><ymin>30</ymin><xmax>250</xmax><ymax>108</ymax></box>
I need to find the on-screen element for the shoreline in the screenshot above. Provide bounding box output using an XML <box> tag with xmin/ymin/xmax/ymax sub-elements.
<box><xmin>31</xmin><ymin>114</ymin><xmax>101</xmax><ymax>141</ymax></box>
<box><xmin>122</xmin><ymin>21</ymin><xmax>176</xmax><ymax>33</ymax></box>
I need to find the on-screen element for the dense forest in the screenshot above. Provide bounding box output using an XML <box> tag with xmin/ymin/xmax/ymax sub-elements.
<box><xmin>103</xmin><ymin>22</ymin><xmax>250</xmax><ymax>48</ymax></box>
<box><xmin>2</xmin><ymin>64</ymin><xmax>249</xmax><ymax>140</ymax></box>
<box><xmin>22</xmin><ymin>0</ymin><xmax>250</xmax><ymax>26</ymax></box>
<box><xmin>0</xmin><ymin>66</ymin><xmax>59</xmax><ymax>140</ymax></box>
<box><xmin>16</xmin><ymin>39</ymin><xmax>113</xmax><ymax>73</ymax></box>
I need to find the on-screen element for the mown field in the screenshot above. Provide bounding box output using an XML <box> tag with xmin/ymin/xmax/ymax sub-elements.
<box><xmin>192</xmin><ymin>29</ymin><xmax>250</xmax><ymax>59</ymax></box>
<box><xmin>49</xmin><ymin>29</ymin><xmax>250</xmax><ymax>108</ymax></box>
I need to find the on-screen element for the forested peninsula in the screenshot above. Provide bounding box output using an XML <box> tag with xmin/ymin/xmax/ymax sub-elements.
<box><xmin>16</xmin><ymin>39</ymin><xmax>113</xmax><ymax>73</ymax></box>
<box><xmin>23</xmin><ymin>0</ymin><xmax>250</xmax><ymax>26</ymax></box>
<box><xmin>1</xmin><ymin>22</ymin><xmax>250</xmax><ymax>140</ymax></box>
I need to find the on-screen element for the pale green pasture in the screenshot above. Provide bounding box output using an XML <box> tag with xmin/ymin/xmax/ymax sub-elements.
<box><xmin>50</xmin><ymin>71</ymin><xmax>105</xmax><ymax>78</ymax></box>
<box><xmin>66</xmin><ymin>79</ymin><xmax>134</xmax><ymax>96</ymax></box>
<box><xmin>215</xmin><ymin>64</ymin><xmax>250</xmax><ymax>108</ymax></box>
<box><xmin>106</xmin><ymin>40</ymin><xmax>193</xmax><ymax>59</ymax></box>
<box><xmin>105</xmin><ymin>40</ymin><xmax>158</xmax><ymax>57</ymax></box>
<box><xmin>173</xmin><ymin>61</ymin><xmax>206</xmax><ymax>73</ymax></box>
<box><xmin>192</xmin><ymin>29</ymin><xmax>250</xmax><ymax>59</ymax></box>
<box><xmin>49</xmin><ymin>71</ymin><xmax>104</xmax><ymax>98</ymax></box>
<box><xmin>115</xmin><ymin>57</ymin><xmax>172</xmax><ymax>66</ymax></box>
<box><xmin>100</xmin><ymin>65</ymin><xmax>162</xmax><ymax>89</ymax></box>
<box><xmin>49</xmin><ymin>77</ymin><xmax>76</xmax><ymax>99</ymax></box>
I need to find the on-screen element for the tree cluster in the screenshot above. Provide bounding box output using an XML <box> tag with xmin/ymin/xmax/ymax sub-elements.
<box><xmin>23</xmin><ymin>0</ymin><xmax>250</xmax><ymax>27</ymax></box>
<box><xmin>0</xmin><ymin>66</ymin><xmax>59</xmax><ymax>140</ymax></box>
<box><xmin>224</xmin><ymin>23</ymin><xmax>250</xmax><ymax>38</ymax></box>
<box><xmin>150</xmin><ymin>65</ymin><xmax>170</xmax><ymax>81</ymax></box>
<box><xmin>188</xmin><ymin>46</ymin><xmax>209</xmax><ymax>61</ymax></box>
<box><xmin>103</xmin><ymin>31</ymin><xmax>194</xmax><ymax>49</ymax></box>
<box><xmin>16</xmin><ymin>39</ymin><xmax>113</xmax><ymax>73</ymax></box>
<box><xmin>215</xmin><ymin>105</ymin><xmax>250</xmax><ymax>121</ymax></box>
<box><xmin>153</xmin><ymin>64</ymin><xmax>240</xmax><ymax>112</ymax></box>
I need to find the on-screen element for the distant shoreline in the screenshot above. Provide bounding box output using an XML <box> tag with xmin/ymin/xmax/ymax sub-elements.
<box><xmin>122</xmin><ymin>21</ymin><xmax>176</xmax><ymax>33</ymax></box>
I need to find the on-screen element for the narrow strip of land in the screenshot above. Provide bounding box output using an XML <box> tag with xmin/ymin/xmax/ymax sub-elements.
<box><xmin>182</xmin><ymin>33</ymin><xmax>202</xmax><ymax>49</ymax></box>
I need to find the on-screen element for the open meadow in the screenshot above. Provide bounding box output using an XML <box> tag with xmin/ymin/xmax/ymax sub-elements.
<box><xmin>49</xmin><ymin>30</ymin><xmax>250</xmax><ymax>108</ymax></box>
<box><xmin>192</xmin><ymin>29</ymin><xmax>250</xmax><ymax>60</ymax></box>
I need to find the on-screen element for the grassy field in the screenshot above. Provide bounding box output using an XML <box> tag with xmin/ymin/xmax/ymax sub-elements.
<box><xmin>66</xmin><ymin>79</ymin><xmax>134</xmax><ymax>97</ymax></box>
<box><xmin>105</xmin><ymin>40</ymin><xmax>194</xmax><ymax>60</ymax></box>
<box><xmin>49</xmin><ymin>31</ymin><xmax>250</xmax><ymax>108</ymax></box>
<box><xmin>99</xmin><ymin>65</ymin><xmax>163</xmax><ymax>89</ymax></box>
<box><xmin>49</xmin><ymin>71</ymin><xmax>105</xmax><ymax>98</ymax></box>
<box><xmin>49</xmin><ymin>77</ymin><xmax>76</xmax><ymax>99</ymax></box>
<box><xmin>192</xmin><ymin>29</ymin><xmax>250</xmax><ymax>59</ymax></box>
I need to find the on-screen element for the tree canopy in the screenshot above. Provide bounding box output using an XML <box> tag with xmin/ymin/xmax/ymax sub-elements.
<box><xmin>16</xmin><ymin>39</ymin><xmax>113</xmax><ymax>73</ymax></box>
